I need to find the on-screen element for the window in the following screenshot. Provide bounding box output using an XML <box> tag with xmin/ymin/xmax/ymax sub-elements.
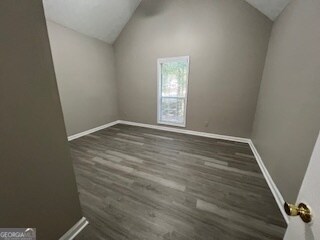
<box><xmin>157</xmin><ymin>56</ymin><xmax>189</xmax><ymax>127</ymax></box>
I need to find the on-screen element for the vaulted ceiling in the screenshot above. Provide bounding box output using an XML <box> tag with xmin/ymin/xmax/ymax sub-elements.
<box><xmin>245</xmin><ymin>0</ymin><xmax>291</xmax><ymax>20</ymax></box>
<box><xmin>43</xmin><ymin>0</ymin><xmax>141</xmax><ymax>44</ymax></box>
<box><xmin>43</xmin><ymin>0</ymin><xmax>291</xmax><ymax>44</ymax></box>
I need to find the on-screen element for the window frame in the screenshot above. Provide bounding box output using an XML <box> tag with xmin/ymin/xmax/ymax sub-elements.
<box><xmin>157</xmin><ymin>56</ymin><xmax>190</xmax><ymax>127</ymax></box>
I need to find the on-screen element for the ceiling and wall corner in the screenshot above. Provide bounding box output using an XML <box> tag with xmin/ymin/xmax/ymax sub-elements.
<box><xmin>113</xmin><ymin>0</ymin><xmax>272</xmax><ymax>138</ymax></box>
<box><xmin>245</xmin><ymin>0</ymin><xmax>292</xmax><ymax>20</ymax></box>
<box><xmin>43</xmin><ymin>0</ymin><xmax>291</xmax><ymax>44</ymax></box>
<box><xmin>43</xmin><ymin>0</ymin><xmax>142</xmax><ymax>44</ymax></box>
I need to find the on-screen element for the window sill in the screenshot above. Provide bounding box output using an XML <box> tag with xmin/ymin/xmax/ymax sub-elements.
<box><xmin>157</xmin><ymin>121</ymin><xmax>186</xmax><ymax>128</ymax></box>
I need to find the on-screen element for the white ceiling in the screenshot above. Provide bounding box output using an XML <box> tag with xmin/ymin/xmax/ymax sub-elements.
<box><xmin>43</xmin><ymin>0</ymin><xmax>291</xmax><ymax>44</ymax></box>
<box><xmin>245</xmin><ymin>0</ymin><xmax>291</xmax><ymax>20</ymax></box>
<box><xmin>43</xmin><ymin>0</ymin><xmax>141</xmax><ymax>44</ymax></box>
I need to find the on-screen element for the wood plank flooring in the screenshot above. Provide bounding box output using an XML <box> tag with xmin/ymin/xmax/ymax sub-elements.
<box><xmin>71</xmin><ymin>124</ymin><xmax>286</xmax><ymax>240</ymax></box>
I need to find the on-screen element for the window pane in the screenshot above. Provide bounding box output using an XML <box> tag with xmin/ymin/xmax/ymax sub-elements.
<box><xmin>158</xmin><ymin>56</ymin><xmax>189</xmax><ymax>127</ymax></box>
<box><xmin>161</xmin><ymin>60</ymin><xmax>188</xmax><ymax>97</ymax></box>
<box><xmin>160</xmin><ymin>97</ymin><xmax>185</xmax><ymax>124</ymax></box>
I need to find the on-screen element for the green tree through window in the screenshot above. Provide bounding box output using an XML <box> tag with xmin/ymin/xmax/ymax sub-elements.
<box><xmin>158</xmin><ymin>57</ymin><xmax>189</xmax><ymax>126</ymax></box>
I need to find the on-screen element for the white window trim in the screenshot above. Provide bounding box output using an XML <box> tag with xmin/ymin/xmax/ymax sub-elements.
<box><xmin>157</xmin><ymin>56</ymin><xmax>190</xmax><ymax>128</ymax></box>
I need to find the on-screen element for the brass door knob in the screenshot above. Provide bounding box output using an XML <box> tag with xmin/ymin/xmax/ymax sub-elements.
<box><xmin>284</xmin><ymin>202</ymin><xmax>312</xmax><ymax>223</ymax></box>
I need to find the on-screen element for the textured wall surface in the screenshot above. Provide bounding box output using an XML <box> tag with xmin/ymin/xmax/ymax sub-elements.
<box><xmin>114</xmin><ymin>0</ymin><xmax>272</xmax><ymax>138</ymax></box>
<box><xmin>47</xmin><ymin>21</ymin><xmax>119</xmax><ymax>136</ymax></box>
<box><xmin>252</xmin><ymin>0</ymin><xmax>320</xmax><ymax>202</ymax></box>
<box><xmin>0</xmin><ymin>1</ymin><xmax>82</xmax><ymax>239</ymax></box>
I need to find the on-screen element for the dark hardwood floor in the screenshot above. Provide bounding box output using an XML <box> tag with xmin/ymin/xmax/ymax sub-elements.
<box><xmin>71</xmin><ymin>124</ymin><xmax>286</xmax><ymax>240</ymax></box>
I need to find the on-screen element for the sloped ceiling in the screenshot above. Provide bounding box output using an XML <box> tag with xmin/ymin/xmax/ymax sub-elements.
<box><xmin>43</xmin><ymin>0</ymin><xmax>141</xmax><ymax>44</ymax></box>
<box><xmin>245</xmin><ymin>0</ymin><xmax>291</xmax><ymax>20</ymax></box>
<box><xmin>43</xmin><ymin>0</ymin><xmax>291</xmax><ymax>44</ymax></box>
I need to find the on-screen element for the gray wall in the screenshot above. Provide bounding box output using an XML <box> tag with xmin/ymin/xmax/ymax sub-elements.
<box><xmin>0</xmin><ymin>1</ymin><xmax>82</xmax><ymax>239</ymax></box>
<box><xmin>114</xmin><ymin>0</ymin><xmax>272</xmax><ymax>138</ymax></box>
<box><xmin>47</xmin><ymin>21</ymin><xmax>119</xmax><ymax>136</ymax></box>
<box><xmin>252</xmin><ymin>0</ymin><xmax>320</xmax><ymax>202</ymax></box>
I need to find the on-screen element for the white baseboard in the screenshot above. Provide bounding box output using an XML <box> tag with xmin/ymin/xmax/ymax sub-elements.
<box><xmin>248</xmin><ymin>140</ymin><xmax>289</xmax><ymax>224</ymax></box>
<box><xmin>117</xmin><ymin>120</ymin><xmax>249</xmax><ymax>143</ymax></box>
<box><xmin>68</xmin><ymin>120</ymin><xmax>120</xmax><ymax>141</ymax></box>
<box><xmin>67</xmin><ymin>119</ymin><xmax>288</xmax><ymax>224</ymax></box>
<box><xmin>59</xmin><ymin>217</ymin><xmax>89</xmax><ymax>240</ymax></box>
